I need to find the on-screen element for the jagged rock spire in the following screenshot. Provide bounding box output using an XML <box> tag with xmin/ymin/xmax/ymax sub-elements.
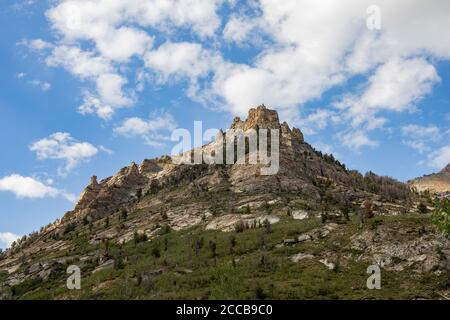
<box><xmin>230</xmin><ymin>105</ymin><xmax>304</xmax><ymax>143</ymax></box>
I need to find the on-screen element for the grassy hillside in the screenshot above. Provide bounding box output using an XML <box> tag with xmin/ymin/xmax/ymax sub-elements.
<box><xmin>8</xmin><ymin>213</ymin><xmax>449</xmax><ymax>300</ymax></box>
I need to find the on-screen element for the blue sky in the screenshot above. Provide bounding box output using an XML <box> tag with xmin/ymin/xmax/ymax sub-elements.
<box><xmin>1</xmin><ymin>0</ymin><xmax>449</xmax><ymax>249</ymax></box>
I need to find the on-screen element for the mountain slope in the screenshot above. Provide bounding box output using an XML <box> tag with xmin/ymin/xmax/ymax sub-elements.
<box><xmin>1</xmin><ymin>105</ymin><xmax>448</xmax><ymax>300</ymax></box>
<box><xmin>409</xmin><ymin>164</ymin><xmax>450</xmax><ymax>193</ymax></box>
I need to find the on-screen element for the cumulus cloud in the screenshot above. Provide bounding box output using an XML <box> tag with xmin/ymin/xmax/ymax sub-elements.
<box><xmin>223</xmin><ymin>15</ymin><xmax>261</xmax><ymax>44</ymax></box>
<box><xmin>23</xmin><ymin>0</ymin><xmax>222</xmax><ymax>119</ymax></box>
<box><xmin>114</xmin><ymin>113</ymin><xmax>177</xmax><ymax>147</ymax></box>
<box><xmin>46</xmin><ymin>0</ymin><xmax>221</xmax><ymax>41</ymax></box>
<box><xmin>0</xmin><ymin>232</ymin><xmax>20</xmax><ymax>250</ymax></box>
<box><xmin>337</xmin><ymin>58</ymin><xmax>440</xmax><ymax>127</ymax></box>
<box><xmin>45</xmin><ymin>45</ymin><xmax>132</xmax><ymax>119</ymax></box>
<box><xmin>46</xmin><ymin>46</ymin><xmax>112</xmax><ymax>80</ymax></box>
<box><xmin>0</xmin><ymin>174</ymin><xmax>75</xmax><ymax>201</ymax></box>
<box><xmin>144</xmin><ymin>42</ymin><xmax>215</xmax><ymax>82</ymax></box>
<box><xmin>25</xmin><ymin>0</ymin><xmax>450</xmax><ymax>135</ymax></box>
<box><xmin>29</xmin><ymin>132</ymin><xmax>104</xmax><ymax>175</ymax></box>
<box><xmin>211</xmin><ymin>1</ymin><xmax>449</xmax><ymax>149</ymax></box>
<box><xmin>94</xmin><ymin>27</ymin><xmax>154</xmax><ymax>62</ymax></box>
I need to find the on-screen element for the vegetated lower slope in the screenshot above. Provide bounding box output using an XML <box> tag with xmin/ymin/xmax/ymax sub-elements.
<box><xmin>0</xmin><ymin>105</ymin><xmax>448</xmax><ymax>300</ymax></box>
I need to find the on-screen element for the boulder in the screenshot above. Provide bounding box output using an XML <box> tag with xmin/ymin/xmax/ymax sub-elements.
<box><xmin>290</xmin><ymin>253</ymin><xmax>314</xmax><ymax>262</ymax></box>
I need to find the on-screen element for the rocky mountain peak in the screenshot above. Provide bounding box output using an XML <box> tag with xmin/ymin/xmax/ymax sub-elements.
<box><xmin>229</xmin><ymin>105</ymin><xmax>304</xmax><ymax>143</ymax></box>
<box><xmin>230</xmin><ymin>105</ymin><xmax>280</xmax><ymax>130</ymax></box>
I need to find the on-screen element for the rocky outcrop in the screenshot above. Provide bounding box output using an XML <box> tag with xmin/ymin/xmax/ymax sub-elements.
<box><xmin>349</xmin><ymin>223</ymin><xmax>450</xmax><ymax>273</ymax></box>
<box><xmin>231</xmin><ymin>105</ymin><xmax>281</xmax><ymax>130</ymax></box>
<box><xmin>63</xmin><ymin>162</ymin><xmax>151</xmax><ymax>221</ymax></box>
<box><xmin>73</xmin><ymin>176</ymin><xmax>101</xmax><ymax>213</ymax></box>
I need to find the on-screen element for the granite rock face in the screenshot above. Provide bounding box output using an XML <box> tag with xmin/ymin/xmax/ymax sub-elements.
<box><xmin>53</xmin><ymin>105</ymin><xmax>411</xmax><ymax>228</ymax></box>
<box><xmin>63</xmin><ymin>105</ymin><xmax>313</xmax><ymax>222</ymax></box>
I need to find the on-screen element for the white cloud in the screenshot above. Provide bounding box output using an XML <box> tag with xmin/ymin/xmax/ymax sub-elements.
<box><xmin>99</xmin><ymin>145</ymin><xmax>113</xmax><ymax>155</ymax></box>
<box><xmin>29</xmin><ymin>79</ymin><xmax>52</xmax><ymax>91</ymax></box>
<box><xmin>45</xmin><ymin>46</ymin><xmax>133</xmax><ymax>119</ymax></box>
<box><xmin>0</xmin><ymin>174</ymin><xmax>75</xmax><ymax>201</ymax></box>
<box><xmin>26</xmin><ymin>0</ymin><xmax>450</xmax><ymax>126</ymax></box>
<box><xmin>15</xmin><ymin>71</ymin><xmax>52</xmax><ymax>92</ymax></box>
<box><xmin>78</xmin><ymin>93</ymin><xmax>114</xmax><ymax>120</ymax></box>
<box><xmin>114</xmin><ymin>113</ymin><xmax>177</xmax><ymax>147</ymax></box>
<box><xmin>223</xmin><ymin>15</ymin><xmax>259</xmax><ymax>44</ymax></box>
<box><xmin>144</xmin><ymin>42</ymin><xmax>217</xmax><ymax>88</ymax></box>
<box><xmin>338</xmin><ymin>58</ymin><xmax>440</xmax><ymax>127</ymax></box>
<box><xmin>206</xmin><ymin>0</ymin><xmax>449</xmax><ymax>138</ymax></box>
<box><xmin>295</xmin><ymin>109</ymin><xmax>335</xmax><ymax>135</ymax></box>
<box><xmin>29</xmin><ymin>132</ymin><xmax>100</xmax><ymax>175</ymax></box>
<box><xmin>30</xmin><ymin>0</ymin><xmax>222</xmax><ymax>119</ymax></box>
<box><xmin>0</xmin><ymin>232</ymin><xmax>20</xmax><ymax>250</ymax></box>
<box><xmin>428</xmin><ymin>146</ymin><xmax>450</xmax><ymax>170</ymax></box>
<box><xmin>401</xmin><ymin>124</ymin><xmax>440</xmax><ymax>140</ymax></box>
<box><xmin>403</xmin><ymin>140</ymin><xmax>430</xmax><ymax>154</ymax></box>
<box><xmin>46</xmin><ymin>46</ymin><xmax>112</xmax><ymax>80</ymax></box>
<box><xmin>95</xmin><ymin>27</ymin><xmax>154</xmax><ymax>62</ymax></box>
<box><xmin>96</xmin><ymin>73</ymin><xmax>134</xmax><ymax>108</ymax></box>
<box><xmin>46</xmin><ymin>0</ymin><xmax>221</xmax><ymax>41</ymax></box>
<box><xmin>401</xmin><ymin>124</ymin><xmax>443</xmax><ymax>154</ymax></box>
<box><xmin>19</xmin><ymin>38</ymin><xmax>53</xmax><ymax>51</ymax></box>
<box><xmin>338</xmin><ymin>130</ymin><xmax>379</xmax><ymax>151</ymax></box>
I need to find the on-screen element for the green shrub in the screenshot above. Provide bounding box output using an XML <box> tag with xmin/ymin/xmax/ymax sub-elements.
<box><xmin>158</xmin><ymin>224</ymin><xmax>171</xmax><ymax>235</ymax></box>
<box><xmin>209</xmin><ymin>240</ymin><xmax>217</xmax><ymax>258</ymax></box>
<box><xmin>234</xmin><ymin>220</ymin><xmax>248</xmax><ymax>233</ymax></box>
<box><xmin>64</xmin><ymin>222</ymin><xmax>76</xmax><ymax>235</ymax></box>
<box><xmin>120</xmin><ymin>208</ymin><xmax>128</xmax><ymax>221</ymax></box>
<box><xmin>133</xmin><ymin>231</ymin><xmax>148</xmax><ymax>245</ymax></box>
<box><xmin>11</xmin><ymin>277</ymin><xmax>43</xmax><ymax>297</ymax></box>
<box><xmin>431</xmin><ymin>198</ymin><xmax>450</xmax><ymax>236</ymax></box>
<box><xmin>263</xmin><ymin>219</ymin><xmax>272</xmax><ymax>234</ymax></box>
<box><xmin>417</xmin><ymin>203</ymin><xmax>428</xmax><ymax>214</ymax></box>
<box><xmin>151</xmin><ymin>246</ymin><xmax>161</xmax><ymax>258</ymax></box>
